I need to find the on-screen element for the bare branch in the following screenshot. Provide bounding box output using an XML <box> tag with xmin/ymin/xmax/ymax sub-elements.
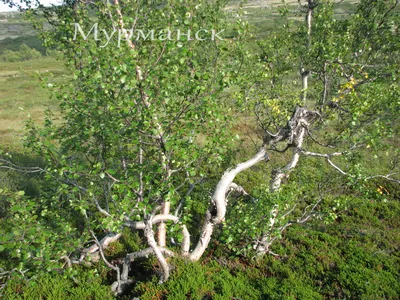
<box><xmin>126</xmin><ymin>247</ymin><xmax>175</xmax><ymax>262</ymax></box>
<box><xmin>89</xmin><ymin>230</ymin><xmax>123</xmax><ymax>294</ymax></box>
<box><xmin>78</xmin><ymin>233</ymin><xmax>122</xmax><ymax>262</ymax></box>
<box><xmin>0</xmin><ymin>268</ymin><xmax>29</xmax><ymax>294</ymax></box>
<box><xmin>255</xmin><ymin>199</ymin><xmax>321</xmax><ymax>255</ymax></box>
<box><xmin>89</xmin><ymin>230</ymin><xmax>119</xmax><ymax>271</ymax></box>
<box><xmin>364</xmin><ymin>173</ymin><xmax>400</xmax><ymax>184</ymax></box>
<box><xmin>94</xmin><ymin>198</ymin><xmax>112</xmax><ymax>217</ymax></box>
<box><xmin>326</xmin><ymin>158</ymin><xmax>347</xmax><ymax>175</ymax></box>
<box><xmin>0</xmin><ymin>158</ymin><xmax>44</xmax><ymax>173</ymax></box>
<box><xmin>300</xmin><ymin>150</ymin><xmax>347</xmax><ymax>175</ymax></box>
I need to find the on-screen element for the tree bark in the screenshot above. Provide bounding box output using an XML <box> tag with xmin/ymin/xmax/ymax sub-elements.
<box><xmin>144</xmin><ymin>217</ymin><xmax>170</xmax><ymax>283</ymax></box>
<box><xmin>270</xmin><ymin>127</ymin><xmax>305</xmax><ymax>192</ymax></box>
<box><xmin>157</xmin><ymin>201</ymin><xmax>171</xmax><ymax>247</ymax></box>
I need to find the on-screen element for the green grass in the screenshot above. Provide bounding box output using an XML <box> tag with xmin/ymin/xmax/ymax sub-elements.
<box><xmin>0</xmin><ymin>57</ymin><xmax>66</xmax><ymax>149</ymax></box>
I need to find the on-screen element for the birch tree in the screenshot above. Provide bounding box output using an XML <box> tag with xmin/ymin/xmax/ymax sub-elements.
<box><xmin>222</xmin><ymin>0</ymin><xmax>399</xmax><ymax>256</ymax></box>
<box><xmin>0</xmin><ymin>0</ymin><xmax>399</xmax><ymax>294</ymax></box>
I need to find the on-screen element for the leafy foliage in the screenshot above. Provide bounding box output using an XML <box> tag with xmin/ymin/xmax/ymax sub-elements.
<box><xmin>0</xmin><ymin>43</ymin><xmax>42</xmax><ymax>61</ymax></box>
<box><xmin>0</xmin><ymin>188</ymin><xmax>80</xmax><ymax>276</ymax></box>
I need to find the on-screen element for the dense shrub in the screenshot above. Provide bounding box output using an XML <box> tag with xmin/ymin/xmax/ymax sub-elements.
<box><xmin>133</xmin><ymin>258</ymin><xmax>262</xmax><ymax>300</ymax></box>
<box><xmin>0</xmin><ymin>44</ymin><xmax>41</xmax><ymax>62</ymax></box>
<box><xmin>0</xmin><ymin>36</ymin><xmax>46</xmax><ymax>55</ymax></box>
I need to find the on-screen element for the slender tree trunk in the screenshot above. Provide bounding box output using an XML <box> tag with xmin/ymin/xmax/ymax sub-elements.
<box><xmin>300</xmin><ymin>0</ymin><xmax>316</xmax><ymax>104</ymax></box>
<box><xmin>157</xmin><ymin>201</ymin><xmax>170</xmax><ymax>247</ymax></box>
<box><xmin>300</xmin><ymin>69</ymin><xmax>310</xmax><ymax>104</ymax></box>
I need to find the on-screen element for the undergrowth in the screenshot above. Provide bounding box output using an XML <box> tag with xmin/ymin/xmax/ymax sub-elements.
<box><xmin>2</xmin><ymin>194</ymin><xmax>398</xmax><ymax>299</ymax></box>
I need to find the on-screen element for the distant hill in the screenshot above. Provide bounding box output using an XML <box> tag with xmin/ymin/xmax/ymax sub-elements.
<box><xmin>0</xmin><ymin>11</ymin><xmax>45</xmax><ymax>54</ymax></box>
<box><xmin>0</xmin><ymin>11</ymin><xmax>36</xmax><ymax>40</ymax></box>
<box><xmin>0</xmin><ymin>1</ymin><xmax>359</xmax><ymax>53</ymax></box>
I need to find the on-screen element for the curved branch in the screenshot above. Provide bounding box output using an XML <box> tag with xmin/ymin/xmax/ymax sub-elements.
<box><xmin>188</xmin><ymin>147</ymin><xmax>269</xmax><ymax>261</ymax></box>
<box><xmin>89</xmin><ymin>230</ymin><xmax>124</xmax><ymax>294</ymax></box>
<box><xmin>126</xmin><ymin>247</ymin><xmax>175</xmax><ymax>262</ymax></box>
<box><xmin>212</xmin><ymin>148</ymin><xmax>269</xmax><ymax>223</ymax></box>
<box><xmin>270</xmin><ymin>128</ymin><xmax>305</xmax><ymax>192</ymax></box>
<box><xmin>94</xmin><ymin>198</ymin><xmax>111</xmax><ymax>217</ymax></box>
<box><xmin>364</xmin><ymin>173</ymin><xmax>400</xmax><ymax>184</ymax></box>
<box><xmin>79</xmin><ymin>233</ymin><xmax>122</xmax><ymax>262</ymax></box>
<box><xmin>125</xmin><ymin>214</ymin><xmax>179</xmax><ymax>230</ymax></box>
<box><xmin>228</xmin><ymin>182</ymin><xmax>250</xmax><ymax>196</ymax></box>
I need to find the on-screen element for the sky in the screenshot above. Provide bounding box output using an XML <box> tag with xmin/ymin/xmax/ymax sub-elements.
<box><xmin>0</xmin><ymin>0</ymin><xmax>61</xmax><ymax>12</ymax></box>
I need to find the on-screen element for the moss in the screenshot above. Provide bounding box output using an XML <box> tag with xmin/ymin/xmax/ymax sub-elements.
<box><xmin>3</xmin><ymin>271</ymin><xmax>114</xmax><ymax>300</ymax></box>
<box><xmin>133</xmin><ymin>258</ymin><xmax>263</xmax><ymax>300</ymax></box>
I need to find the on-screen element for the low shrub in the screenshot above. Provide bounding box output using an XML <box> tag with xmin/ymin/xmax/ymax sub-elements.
<box><xmin>2</xmin><ymin>271</ymin><xmax>114</xmax><ymax>300</ymax></box>
<box><xmin>0</xmin><ymin>44</ymin><xmax>41</xmax><ymax>62</ymax></box>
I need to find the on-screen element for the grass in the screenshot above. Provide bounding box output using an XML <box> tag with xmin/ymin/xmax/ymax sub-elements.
<box><xmin>0</xmin><ymin>57</ymin><xmax>66</xmax><ymax>150</ymax></box>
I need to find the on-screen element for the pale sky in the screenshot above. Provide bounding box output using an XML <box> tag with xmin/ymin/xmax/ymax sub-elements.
<box><xmin>0</xmin><ymin>0</ymin><xmax>61</xmax><ymax>12</ymax></box>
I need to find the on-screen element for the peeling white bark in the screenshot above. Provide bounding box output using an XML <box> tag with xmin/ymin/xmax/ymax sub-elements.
<box><xmin>228</xmin><ymin>182</ymin><xmax>250</xmax><ymax>196</ymax></box>
<box><xmin>144</xmin><ymin>217</ymin><xmax>170</xmax><ymax>283</ymax></box>
<box><xmin>257</xmin><ymin>107</ymin><xmax>320</xmax><ymax>254</ymax></box>
<box><xmin>269</xmin><ymin>106</ymin><xmax>320</xmax><ymax>192</ymax></box>
<box><xmin>181</xmin><ymin>225</ymin><xmax>190</xmax><ymax>256</ymax></box>
<box><xmin>307</xmin><ymin>1</ymin><xmax>313</xmax><ymax>46</ymax></box>
<box><xmin>212</xmin><ymin>148</ymin><xmax>268</xmax><ymax>223</ymax></box>
<box><xmin>157</xmin><ymin>201</ymin><xmax>170</xmax><ymax>247</ymax></box>
<box><xmin>302</xmin><ymin>72</ymin><xmax>309</xmax><ymax>103</ymax></box>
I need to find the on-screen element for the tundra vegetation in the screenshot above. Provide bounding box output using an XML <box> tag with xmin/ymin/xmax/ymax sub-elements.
<box><xmin>0</xmin><ymin>0</ymin><xmax>399</xmax><ymax>298</ymax></box>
